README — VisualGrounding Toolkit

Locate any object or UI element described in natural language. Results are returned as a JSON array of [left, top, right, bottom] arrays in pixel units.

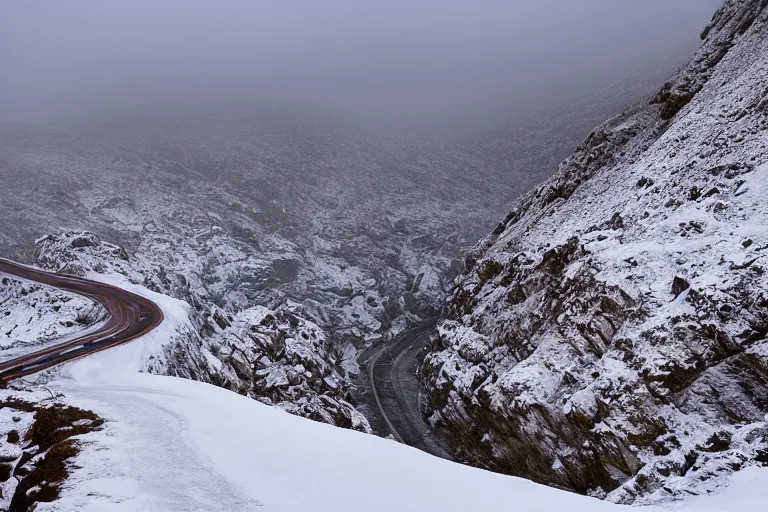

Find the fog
[[1, 0, 722, 131], [0, 0, 729, 336]]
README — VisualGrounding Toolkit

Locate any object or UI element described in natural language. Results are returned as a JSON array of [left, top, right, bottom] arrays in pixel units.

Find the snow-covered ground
[[9, 283, 760, 512], [43, 371, 767, 512]]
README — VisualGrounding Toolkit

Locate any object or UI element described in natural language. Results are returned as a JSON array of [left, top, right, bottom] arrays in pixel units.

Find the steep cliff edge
[[421, 0, 768, 503]]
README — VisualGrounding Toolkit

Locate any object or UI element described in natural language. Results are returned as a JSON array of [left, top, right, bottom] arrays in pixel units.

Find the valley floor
[[354, 322, 451, 458]]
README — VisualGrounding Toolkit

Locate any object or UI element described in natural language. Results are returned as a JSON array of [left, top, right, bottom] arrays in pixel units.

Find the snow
[[0, 387, 46, 502], [51, 373, 630, 511], [59, 271, 192, 380], [674, 467, 768, 512], [45, 363, 767, 512], [1, 274, 762, 511]]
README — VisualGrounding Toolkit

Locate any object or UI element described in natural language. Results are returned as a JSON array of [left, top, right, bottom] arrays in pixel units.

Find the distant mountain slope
[[0, 74, 685, 347], [422, 0, 768, 503]]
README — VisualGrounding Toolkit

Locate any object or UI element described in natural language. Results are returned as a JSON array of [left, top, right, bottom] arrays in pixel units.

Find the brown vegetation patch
[[0, 398, 104, 512]]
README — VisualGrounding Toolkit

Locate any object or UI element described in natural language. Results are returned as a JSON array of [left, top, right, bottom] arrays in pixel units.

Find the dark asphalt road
[[357, 323, 452, 460], [1, 256, 448, 459], [0, 258, 164, 384]]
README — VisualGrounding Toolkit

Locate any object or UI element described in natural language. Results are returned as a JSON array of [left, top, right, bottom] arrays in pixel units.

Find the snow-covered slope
[[16, 363, 768, 511], [422, 0, 768, 504], [0, 273, 106, 361]]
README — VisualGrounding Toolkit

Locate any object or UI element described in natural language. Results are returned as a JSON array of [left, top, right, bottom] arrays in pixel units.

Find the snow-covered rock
[[15, 231, 370, 432], [421, 0, 768, 503], [207, 306, 370, 432], [0, 386, 105, 511], [0, 273, 106, 361]]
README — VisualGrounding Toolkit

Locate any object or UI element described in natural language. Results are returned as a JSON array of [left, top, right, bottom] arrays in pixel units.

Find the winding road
[[1, 255, 447, 461], [358, 322, 452, 460], [0, 257, 164, 384]]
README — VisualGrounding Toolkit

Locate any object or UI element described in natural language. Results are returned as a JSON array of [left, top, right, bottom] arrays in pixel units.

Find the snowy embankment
[[23, 278, 765, 511], [0, 274, 107, 361]]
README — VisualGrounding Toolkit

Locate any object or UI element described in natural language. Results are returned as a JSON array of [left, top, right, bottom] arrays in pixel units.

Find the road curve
[[368, 341, 406, 444], [0, 257, 164, 384], [360, 323, 452, 460]]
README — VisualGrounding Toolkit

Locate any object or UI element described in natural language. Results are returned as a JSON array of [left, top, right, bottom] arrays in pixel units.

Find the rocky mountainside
[[3, 232, 371, 433], [0, 55, 690, 443], [0, 85, 674, 348], [421, 0, 768, 504]]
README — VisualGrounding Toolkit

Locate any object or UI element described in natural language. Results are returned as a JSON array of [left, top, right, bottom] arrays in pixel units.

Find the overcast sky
[[0, 0, 723, 130]]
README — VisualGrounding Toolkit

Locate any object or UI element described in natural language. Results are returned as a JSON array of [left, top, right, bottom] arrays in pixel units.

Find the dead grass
[[25, 404, 104, 452], [0, 399, 104, 512]]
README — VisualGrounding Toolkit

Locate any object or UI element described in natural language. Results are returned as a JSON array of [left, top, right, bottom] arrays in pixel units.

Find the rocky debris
[[35, 232, 193, 304], [422, 0, 768, 504], [671, 276, 690, 299]]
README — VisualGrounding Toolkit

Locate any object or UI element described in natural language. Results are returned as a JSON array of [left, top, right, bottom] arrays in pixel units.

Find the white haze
[[0, 0, 723, 132]]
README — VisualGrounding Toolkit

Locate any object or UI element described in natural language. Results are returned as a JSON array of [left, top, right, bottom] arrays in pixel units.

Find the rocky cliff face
[[421, 0, 768, 503]]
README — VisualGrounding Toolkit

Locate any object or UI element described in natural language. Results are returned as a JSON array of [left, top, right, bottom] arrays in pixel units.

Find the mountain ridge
[[421, 0, 768, 503]]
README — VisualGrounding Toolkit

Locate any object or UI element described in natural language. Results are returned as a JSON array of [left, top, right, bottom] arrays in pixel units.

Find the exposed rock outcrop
[[206, 306, 370, 432]]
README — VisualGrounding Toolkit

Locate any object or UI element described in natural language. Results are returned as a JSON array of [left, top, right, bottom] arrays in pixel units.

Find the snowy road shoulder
[[48, 373, 643, 512]]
